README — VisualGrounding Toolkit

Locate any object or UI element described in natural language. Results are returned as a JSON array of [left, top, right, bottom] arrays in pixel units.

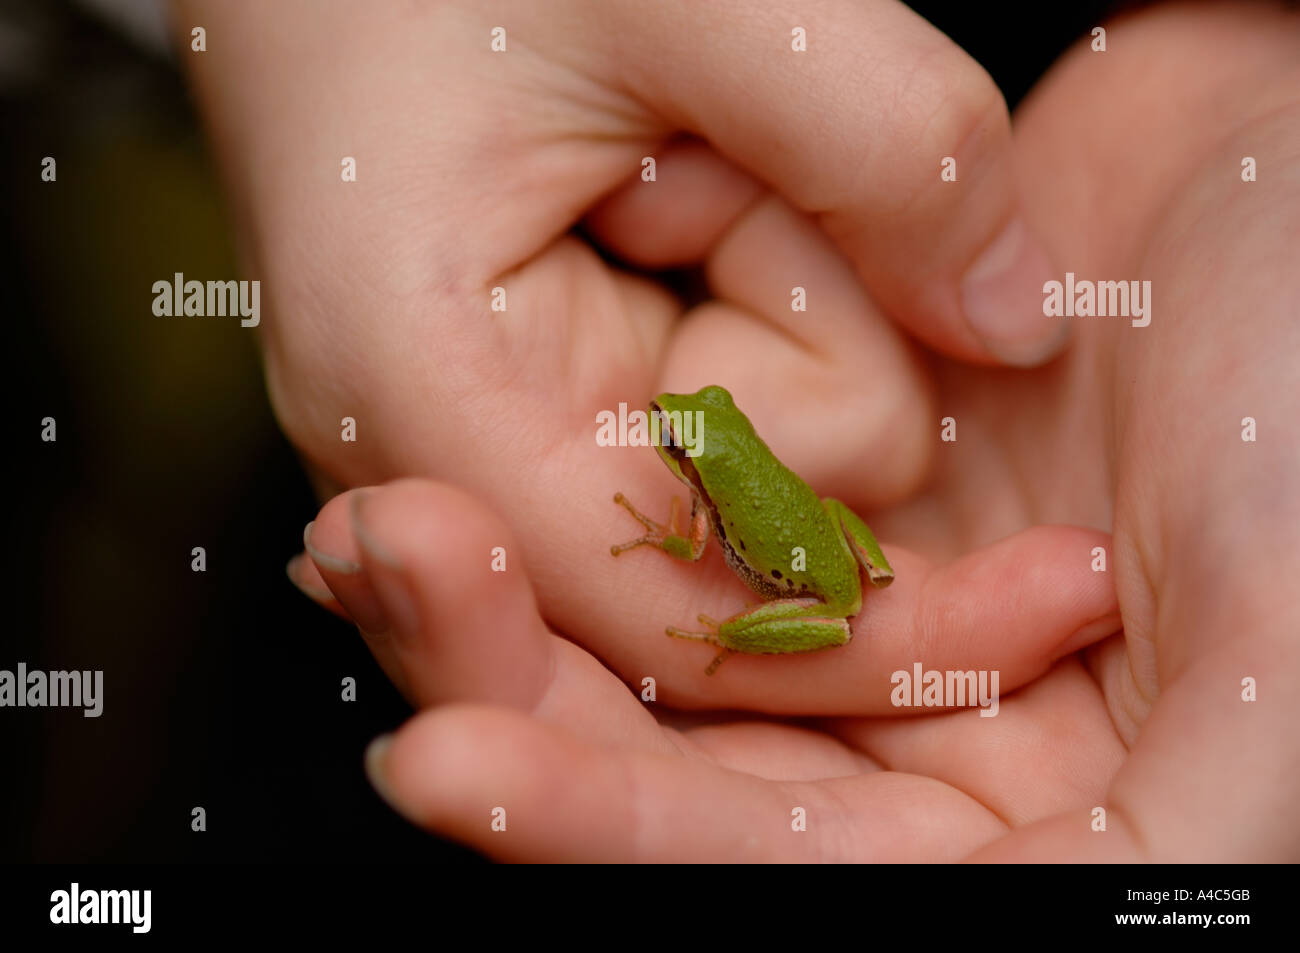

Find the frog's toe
[[665, 625, 722, 646]]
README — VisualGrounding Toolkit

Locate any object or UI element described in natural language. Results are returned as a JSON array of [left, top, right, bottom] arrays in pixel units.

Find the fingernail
[[303, 520, 361, 574], [285, 553, 335, 603], [350, 491, 402, 569], [960, 218, 1067, 366], [364, 734, 416, 822], [350, 491, 420, 637]]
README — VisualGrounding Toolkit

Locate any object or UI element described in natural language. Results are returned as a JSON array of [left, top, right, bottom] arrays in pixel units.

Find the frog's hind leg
[[667, 600, 842, 674], [823, 498, 894, 587]]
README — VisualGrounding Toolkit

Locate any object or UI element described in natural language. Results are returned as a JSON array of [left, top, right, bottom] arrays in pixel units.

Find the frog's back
[[696, 424, 857, 603]]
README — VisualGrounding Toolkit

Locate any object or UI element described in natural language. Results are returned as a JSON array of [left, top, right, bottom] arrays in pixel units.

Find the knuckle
[[876, 53, 1008, 220], [900, 42, 1005, 150]]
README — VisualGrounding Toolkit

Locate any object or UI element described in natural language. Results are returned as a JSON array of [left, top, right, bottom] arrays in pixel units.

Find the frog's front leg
[[668, 597, 852, 657], [610, 491, 709, 560]]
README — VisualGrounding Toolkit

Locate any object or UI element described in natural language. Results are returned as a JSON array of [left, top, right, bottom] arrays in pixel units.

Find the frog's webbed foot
[[668, 598, 848, 673], [666, 616, 731, 675], [665, 619, 722, 645]]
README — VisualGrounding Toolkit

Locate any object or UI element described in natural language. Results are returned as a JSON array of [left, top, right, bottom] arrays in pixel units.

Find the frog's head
[[648, 385, 746, 476]]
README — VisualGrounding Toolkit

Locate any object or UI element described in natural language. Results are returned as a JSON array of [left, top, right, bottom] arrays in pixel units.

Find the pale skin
[[178, 0, 1300, 859]]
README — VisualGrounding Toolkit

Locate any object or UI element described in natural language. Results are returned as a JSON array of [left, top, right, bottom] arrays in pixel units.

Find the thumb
[[599, 0, 1063, 365]]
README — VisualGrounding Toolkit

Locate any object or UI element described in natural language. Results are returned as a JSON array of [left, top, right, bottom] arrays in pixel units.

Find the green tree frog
[[612, 385, 893, 673]]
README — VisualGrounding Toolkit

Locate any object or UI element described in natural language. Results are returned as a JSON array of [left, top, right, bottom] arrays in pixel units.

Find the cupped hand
[[178, 0, 1104, 710], [293, 1, 1300, 861], [957, 0, 1300, 861], [299, 477, 1116, 861]]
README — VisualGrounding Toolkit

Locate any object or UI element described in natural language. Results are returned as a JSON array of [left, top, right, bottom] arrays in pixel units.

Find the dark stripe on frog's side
[[676, 455, 811, 602]]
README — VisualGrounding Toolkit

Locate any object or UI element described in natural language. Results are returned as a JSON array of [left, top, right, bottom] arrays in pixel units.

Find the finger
[[286, 550, 350, 620], [966, 633, 1300, 861], [304, 504, 414, 700], [658, 193, 935, 502], [583, 138, 765, 268], [312, 479, 678, 754], [827, 656, 1127, 825], [366, 703, 1006, 861], [677, 719, 883, 781], [1073, 629, 1299, 862], [596, 0, 1065, 365], [603, 524, 1120, 715]]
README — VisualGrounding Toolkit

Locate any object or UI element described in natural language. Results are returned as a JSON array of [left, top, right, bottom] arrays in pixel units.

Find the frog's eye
[[661, 426, 687, 458], [653, 406, 683, 450]]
